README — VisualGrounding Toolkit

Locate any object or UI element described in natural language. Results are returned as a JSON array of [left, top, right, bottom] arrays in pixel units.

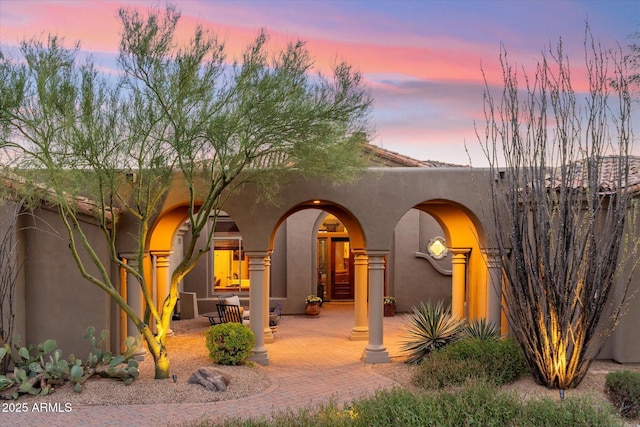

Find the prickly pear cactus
[[0, 327, 141, 399]]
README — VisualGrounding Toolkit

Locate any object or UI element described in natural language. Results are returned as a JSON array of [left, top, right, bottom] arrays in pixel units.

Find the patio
[[2, 303, 410, 427]]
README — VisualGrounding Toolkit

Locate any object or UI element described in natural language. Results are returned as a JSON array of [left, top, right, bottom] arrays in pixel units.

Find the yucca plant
[[402, 301, 465, 364], [462, 318, 501, 341]]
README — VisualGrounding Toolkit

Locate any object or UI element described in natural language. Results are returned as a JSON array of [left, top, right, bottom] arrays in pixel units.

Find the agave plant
[[462, 318, 501, 341], [401, 301, 465, 365]]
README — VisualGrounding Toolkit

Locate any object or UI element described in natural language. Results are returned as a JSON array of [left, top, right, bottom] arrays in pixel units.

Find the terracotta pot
[[384, 303, 396, 317], [305, 302, 321, 317]]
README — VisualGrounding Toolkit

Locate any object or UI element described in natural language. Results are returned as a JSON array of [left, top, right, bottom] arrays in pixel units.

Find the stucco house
[[1, 145, 639, 365]]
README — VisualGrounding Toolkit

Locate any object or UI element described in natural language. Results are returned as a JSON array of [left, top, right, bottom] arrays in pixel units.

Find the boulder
[[187, 367, 231, 392]]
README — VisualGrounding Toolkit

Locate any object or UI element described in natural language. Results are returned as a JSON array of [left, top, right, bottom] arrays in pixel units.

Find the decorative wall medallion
[[427, 236, 448, 259]]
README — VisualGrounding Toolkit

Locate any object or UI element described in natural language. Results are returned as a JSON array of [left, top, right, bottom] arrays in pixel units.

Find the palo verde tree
[[479, 28, 639, 389], [0, 5, 372, 379]]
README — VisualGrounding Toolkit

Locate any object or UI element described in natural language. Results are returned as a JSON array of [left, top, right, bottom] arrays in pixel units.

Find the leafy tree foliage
[[0, 5, 372, 378]]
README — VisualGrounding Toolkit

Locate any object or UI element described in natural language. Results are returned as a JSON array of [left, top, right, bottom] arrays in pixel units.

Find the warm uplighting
[[312, 200, 321, 204]]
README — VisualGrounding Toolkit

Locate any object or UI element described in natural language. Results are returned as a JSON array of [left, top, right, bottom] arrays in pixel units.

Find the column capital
[[353, 254, 368, 265], [118, 251, 149, 260], [365, 250, 389, 258], [151, 250, 172, 257], [450, 247, 472, 256], [245, 251, 270, 258], [481, 248, 501, 256]]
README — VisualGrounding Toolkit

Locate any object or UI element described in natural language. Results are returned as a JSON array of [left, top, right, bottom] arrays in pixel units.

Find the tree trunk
[[154, 350, 170, 380]]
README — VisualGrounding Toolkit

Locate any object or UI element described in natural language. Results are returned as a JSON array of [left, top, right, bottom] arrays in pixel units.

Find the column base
[[249, 346, 270, 366], [349, 327, 369, 341], [133, 346, 148, 361], [362, 345, 390, 364]]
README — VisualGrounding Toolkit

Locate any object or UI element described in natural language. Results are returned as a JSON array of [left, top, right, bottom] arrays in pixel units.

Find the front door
[[331, 238, 354, 299]]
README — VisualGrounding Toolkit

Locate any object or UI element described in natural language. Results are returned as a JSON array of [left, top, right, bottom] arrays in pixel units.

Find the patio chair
[[216, 303, 250, 325], [218, 294, 250, 320]]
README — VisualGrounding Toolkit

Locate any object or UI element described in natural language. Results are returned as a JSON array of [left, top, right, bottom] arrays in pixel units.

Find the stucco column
[[350, 252, 369, 340], [484, 249, 503, 330], [153, 251, 173, 337], [450, 249, 471, 319], [263, 254, 274, 343], [362, 253, 390, 363], [120, 253, 147, 361], [247, 252, 269, 365]]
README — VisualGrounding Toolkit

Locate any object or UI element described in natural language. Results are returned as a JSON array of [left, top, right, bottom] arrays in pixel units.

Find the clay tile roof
[[544, 155, 640, 195], [363, 144, 464, 168], [2, 173, 119, 224]]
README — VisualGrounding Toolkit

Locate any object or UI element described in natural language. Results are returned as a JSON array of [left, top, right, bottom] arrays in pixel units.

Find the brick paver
[[1, 303, 408, 426]]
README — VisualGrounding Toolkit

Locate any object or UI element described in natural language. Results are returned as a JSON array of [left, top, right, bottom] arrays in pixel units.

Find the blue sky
[[1, 0, 638, 165]]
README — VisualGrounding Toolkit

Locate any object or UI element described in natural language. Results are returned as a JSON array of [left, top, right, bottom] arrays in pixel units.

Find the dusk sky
[[1, 0, 638, 166]]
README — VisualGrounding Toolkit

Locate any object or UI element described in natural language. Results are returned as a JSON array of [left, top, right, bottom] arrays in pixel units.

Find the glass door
[[212, 237, 248, 293], [331, 238, 354, 299]]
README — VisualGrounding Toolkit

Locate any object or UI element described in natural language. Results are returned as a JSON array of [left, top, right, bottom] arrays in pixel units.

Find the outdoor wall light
[[427, 236, 448, 260]]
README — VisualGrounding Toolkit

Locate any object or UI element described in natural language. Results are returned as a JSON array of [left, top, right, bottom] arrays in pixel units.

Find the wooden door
[[330, 238, 354, 299]]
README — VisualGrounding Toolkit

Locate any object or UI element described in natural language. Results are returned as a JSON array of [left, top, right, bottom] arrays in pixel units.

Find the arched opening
[[390, 208, 452, 312], [413, 199, 492, 323], [315, 213, 353, 301], [270, 201, 366, 311], [147, 207, 250, 318]]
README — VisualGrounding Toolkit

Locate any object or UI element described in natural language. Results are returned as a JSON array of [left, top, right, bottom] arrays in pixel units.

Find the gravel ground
[[9, 317, 271, 407]]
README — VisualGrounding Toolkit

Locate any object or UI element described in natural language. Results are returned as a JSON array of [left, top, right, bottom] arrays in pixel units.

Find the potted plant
[[269, 302, 282, 332], [305, 295, 323, 317], [384, 296, 396, 317]]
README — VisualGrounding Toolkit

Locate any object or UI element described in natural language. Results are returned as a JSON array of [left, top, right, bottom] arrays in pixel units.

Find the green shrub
[[187, 384, 621, 427], [605, 370, 640, 418], [205, 323, 255, 366], [462, 318, 501, 341], [413, 350, 483, 389], [523, 394, 620, 426], [401, 301, 465, 365], [414, 337, 527, 389]]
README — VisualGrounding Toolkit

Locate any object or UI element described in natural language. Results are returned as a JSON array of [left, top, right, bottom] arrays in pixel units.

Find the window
[[211, 215, 248, 293]]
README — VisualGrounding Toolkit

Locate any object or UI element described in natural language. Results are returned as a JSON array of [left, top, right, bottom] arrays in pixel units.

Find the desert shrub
[[412, 349, 482, 389], [414, 337, 527, 389], [401, 301, 465, 365], [189, 383, 620, 427], [461, 318, 501, 341], [605, 370, 640, 418], [522, 394, 620, 426], [205, 323, 255, 366]]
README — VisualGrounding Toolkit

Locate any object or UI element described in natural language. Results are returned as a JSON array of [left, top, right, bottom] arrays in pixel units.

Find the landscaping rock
[[187, 367, 231, 392]]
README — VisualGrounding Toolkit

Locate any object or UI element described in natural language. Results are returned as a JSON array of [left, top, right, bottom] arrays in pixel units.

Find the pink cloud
[[1, 1, 122, 52], [0, 1, 515, 88]]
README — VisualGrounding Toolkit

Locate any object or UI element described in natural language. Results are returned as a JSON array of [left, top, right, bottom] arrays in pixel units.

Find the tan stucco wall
[[7, 164, 639, 363], [391, 209, 452, 313], [21, 208, 112, 357]]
